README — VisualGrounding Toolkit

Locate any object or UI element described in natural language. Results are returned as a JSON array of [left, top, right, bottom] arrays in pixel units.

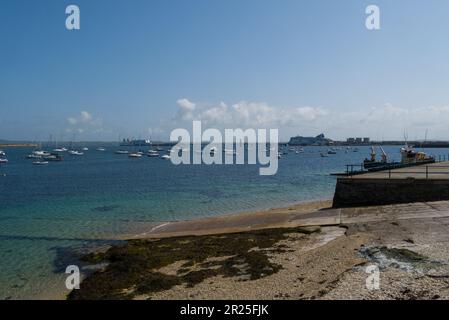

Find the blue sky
[[1, 0, 449, 141]]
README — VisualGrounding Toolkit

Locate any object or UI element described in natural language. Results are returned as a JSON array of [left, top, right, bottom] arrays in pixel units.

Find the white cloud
[[171, 99, 449, 141], [66, 111, 102, 135], [177, 98, 196, 111], [80, 111, 92, 123], [174, 99, 328, 130]]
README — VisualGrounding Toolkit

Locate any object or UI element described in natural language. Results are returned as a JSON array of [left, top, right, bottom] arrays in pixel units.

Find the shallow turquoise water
[[0, 144, 447, 299]]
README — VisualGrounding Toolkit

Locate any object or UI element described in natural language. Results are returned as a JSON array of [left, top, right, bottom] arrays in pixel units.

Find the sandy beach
[[68, 199, 449, 300]]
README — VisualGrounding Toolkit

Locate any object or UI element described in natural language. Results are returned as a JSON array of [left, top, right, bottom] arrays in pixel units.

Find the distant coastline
[[0, 143, 38, 148]]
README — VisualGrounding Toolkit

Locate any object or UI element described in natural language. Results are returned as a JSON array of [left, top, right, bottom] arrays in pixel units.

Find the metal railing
[[346, 164, 449, 179], [346, 155, 449, 179]]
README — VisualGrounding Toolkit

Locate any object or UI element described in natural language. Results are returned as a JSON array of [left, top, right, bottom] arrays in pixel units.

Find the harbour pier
[[333, 161, 449, 208]]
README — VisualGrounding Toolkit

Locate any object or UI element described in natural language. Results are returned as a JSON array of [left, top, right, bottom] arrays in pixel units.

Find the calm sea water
[[1, 144, 448, 299]]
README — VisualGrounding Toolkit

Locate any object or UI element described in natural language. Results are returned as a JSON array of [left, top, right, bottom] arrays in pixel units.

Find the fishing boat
[[362, 145, 435, 171]]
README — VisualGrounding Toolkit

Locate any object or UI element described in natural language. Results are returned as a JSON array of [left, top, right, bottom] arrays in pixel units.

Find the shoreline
[[70, 200, 449, 300], [123, 198, 334, 240]]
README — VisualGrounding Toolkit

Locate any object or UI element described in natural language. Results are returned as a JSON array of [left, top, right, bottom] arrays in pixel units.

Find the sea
[[1, 144, 448, 299]]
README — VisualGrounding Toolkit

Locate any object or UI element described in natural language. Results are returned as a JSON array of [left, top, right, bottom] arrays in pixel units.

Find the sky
[[1, 0, 449, 142]]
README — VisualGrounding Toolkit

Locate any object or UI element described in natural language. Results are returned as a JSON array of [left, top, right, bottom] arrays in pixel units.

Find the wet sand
[[127, 199, 335, 239]]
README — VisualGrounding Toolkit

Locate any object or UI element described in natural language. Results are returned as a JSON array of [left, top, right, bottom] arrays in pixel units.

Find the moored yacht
[[33, 160, 49, 165], [68, 150, 84, 156], [147, 150, 159, 157], [43, 153, 63, 161], [128, 153, 142, 158], [115, 150, 129, 154]]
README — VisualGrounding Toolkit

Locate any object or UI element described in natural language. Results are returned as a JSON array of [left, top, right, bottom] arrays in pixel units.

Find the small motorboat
[[32, 150, 51, 157], [0, 158, 8, 164], [82, 147, 89, 151], [147, 150, 159, 157], [33, 161, 49, 165], [115, 150, 129, 154], [53, 147, 67, 152], [96, 147, 106, 151], [26, 154, 41, 159], [128, 153, 142, 158], [68, 150, 84, 156], [43, 153, 63, 161], [327, 149, 337, 155], [160, 154, 170, 160], [0, 150, 6, 156], [320, 153, 329, 157]]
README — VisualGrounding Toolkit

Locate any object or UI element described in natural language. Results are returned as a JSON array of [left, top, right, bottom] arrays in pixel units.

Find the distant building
[[346, 137, 370, 145], [289, 133, 333, 146], [120, 139, 152, 146]]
